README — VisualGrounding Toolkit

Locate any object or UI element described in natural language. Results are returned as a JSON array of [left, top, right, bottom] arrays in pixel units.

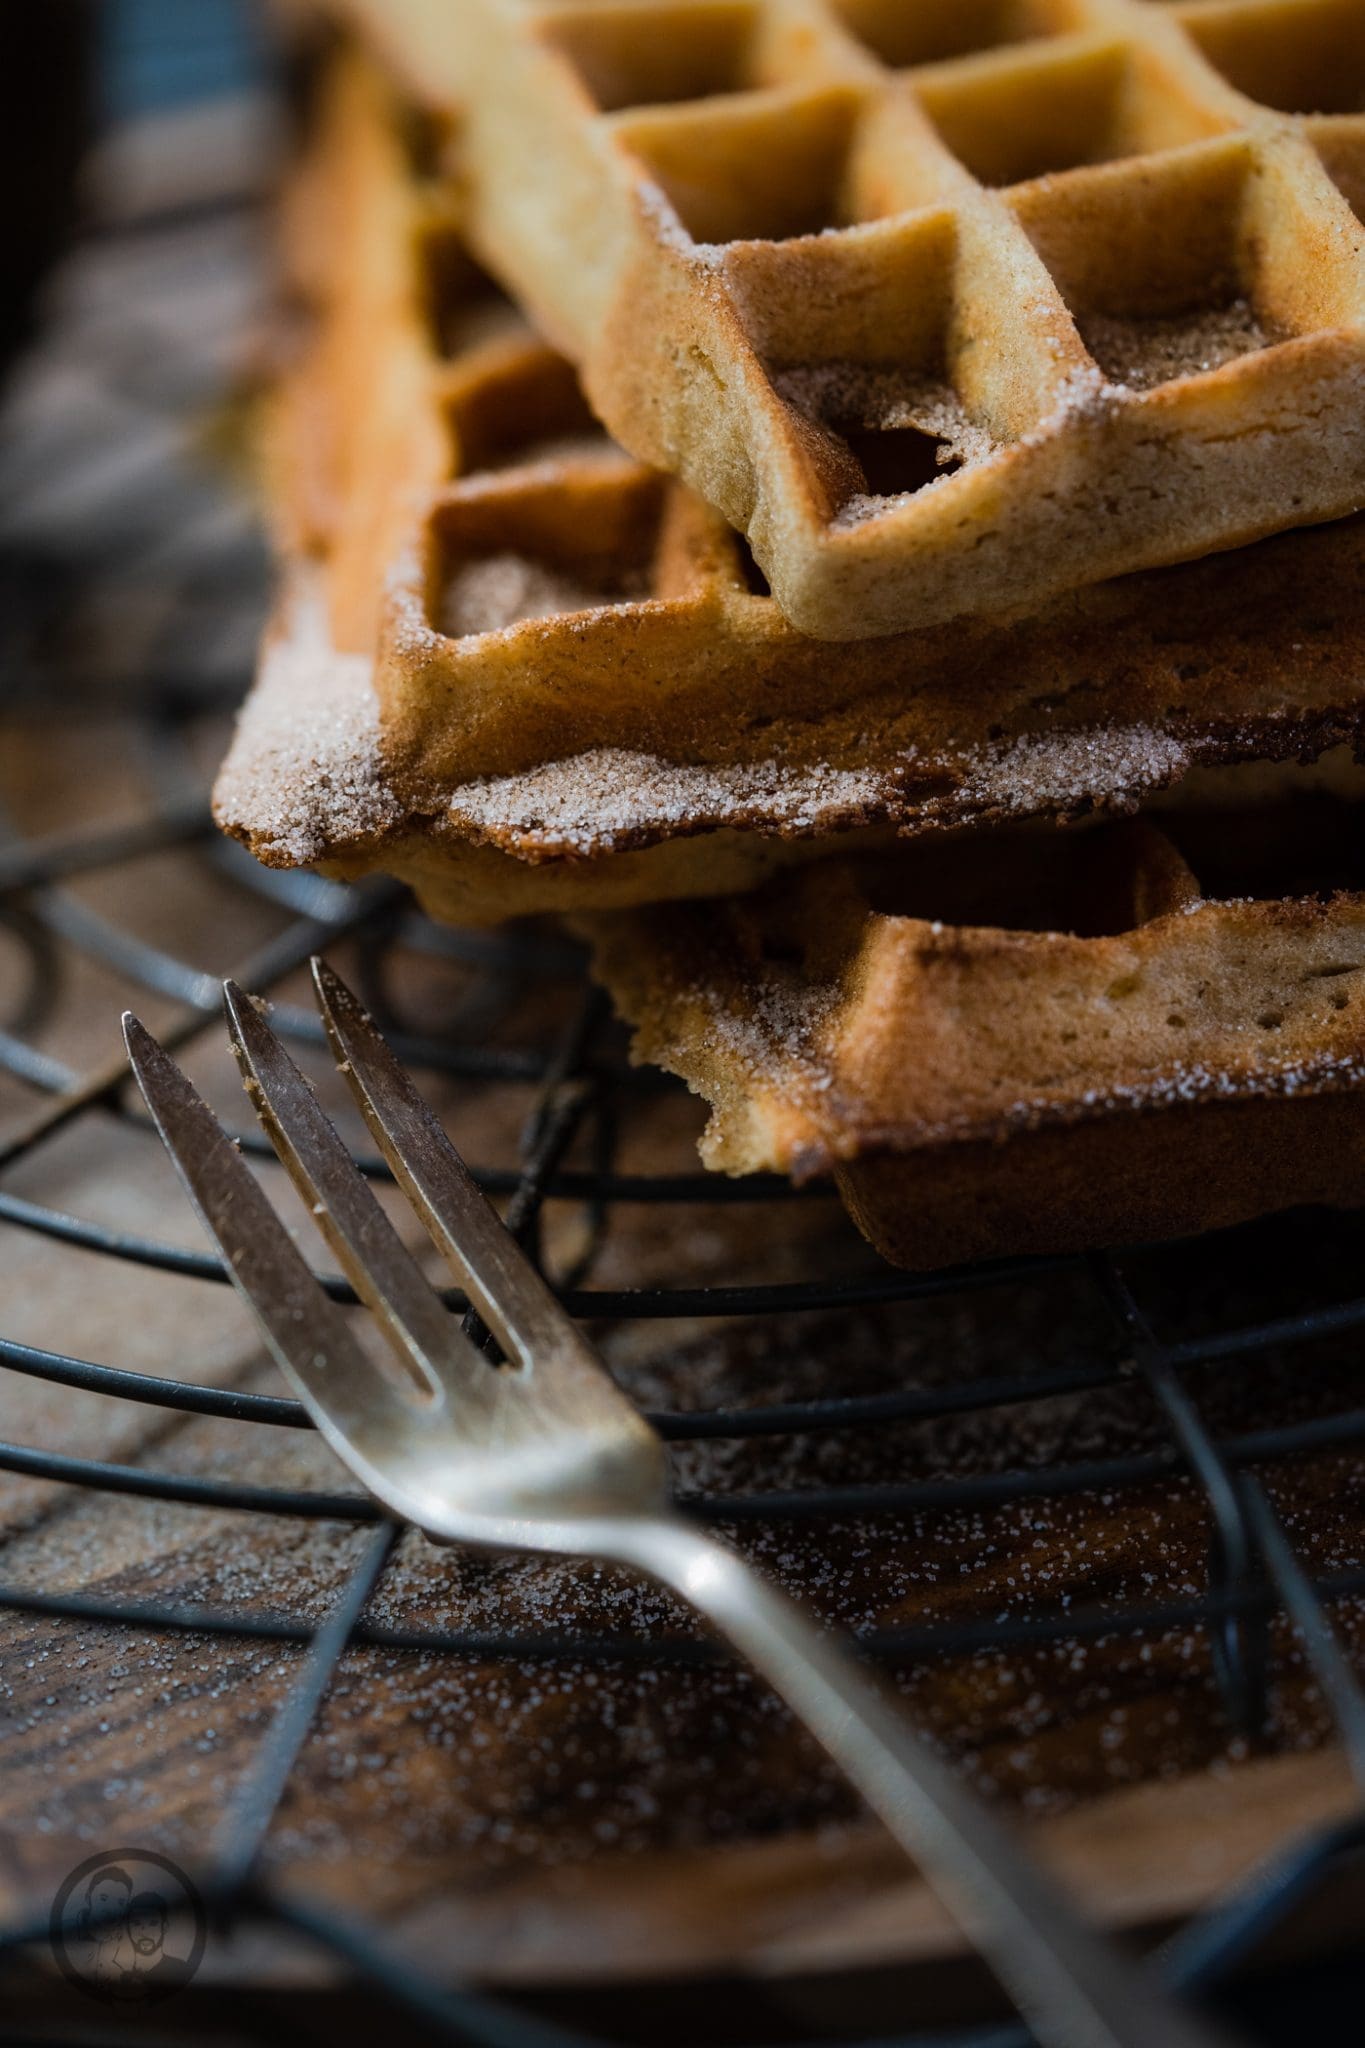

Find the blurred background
[[0, 0, 276, 735], [102, 0, 263, 116], [3, 0, 267, 370]]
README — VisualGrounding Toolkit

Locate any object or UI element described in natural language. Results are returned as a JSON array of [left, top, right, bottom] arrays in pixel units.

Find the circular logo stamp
[[49, 1849, 206, 2005]]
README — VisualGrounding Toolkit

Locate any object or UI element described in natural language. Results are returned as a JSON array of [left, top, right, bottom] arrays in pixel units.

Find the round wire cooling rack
[[5, 49, 1365, 2048]]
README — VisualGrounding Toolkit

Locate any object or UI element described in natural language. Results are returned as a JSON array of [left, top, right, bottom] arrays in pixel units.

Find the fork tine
[[223, 981, 486, 1401], [311, 958, 593, 1375], [122, 1012, 414, 1444]]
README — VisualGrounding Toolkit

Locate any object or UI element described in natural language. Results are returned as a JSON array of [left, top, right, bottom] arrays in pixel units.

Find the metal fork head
[[124, 966, 667, 1548]]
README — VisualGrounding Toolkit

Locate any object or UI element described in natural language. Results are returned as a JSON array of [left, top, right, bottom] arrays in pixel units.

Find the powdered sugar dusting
[[213, 578, 404, 865], [445, 725, 1213, 859], [775, 364, 996, 470], [218, 586, 1354, 880], [1080, 301, 1274, 395], [955, 726, 1193, 820], [441, 552, 650, 637], [632, 172, 698, 257], [446, 750, 898, 854], [903, 1047, 1365, 1150]]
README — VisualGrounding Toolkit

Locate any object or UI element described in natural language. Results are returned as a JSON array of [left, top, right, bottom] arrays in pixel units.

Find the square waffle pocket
[[585, 801, 1365, 1268], [323, 0, 1365, 639], [216, 49, 1365, 924]]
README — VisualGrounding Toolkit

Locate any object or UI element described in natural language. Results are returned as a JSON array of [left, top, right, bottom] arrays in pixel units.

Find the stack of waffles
[[218, 1, 1365, 1269]]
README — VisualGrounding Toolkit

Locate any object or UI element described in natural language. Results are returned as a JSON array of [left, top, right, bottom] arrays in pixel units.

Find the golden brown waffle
[[586, 799, 1365, 1267], [321, 0, 1365, 639], [216, 51, 1365, 923]]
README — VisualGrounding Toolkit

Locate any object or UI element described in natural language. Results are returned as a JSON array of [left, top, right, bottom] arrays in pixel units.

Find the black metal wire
[[253, 1884, 601, 2048], [2, 1397, 1365, 1531], [4, 82, 1365, 2048], [209, 1522, 402, 1900], [6, 1559, 1365, 1673], [0, 1187, 1089, 1313], [1091, 1255, 1275, 1731], [0, 1329, 1129, 1435]]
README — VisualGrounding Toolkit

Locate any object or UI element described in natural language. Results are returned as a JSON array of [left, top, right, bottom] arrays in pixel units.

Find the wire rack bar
[[7, 1559, 1365, 1670], [0, 1186, 1085, 1314], [209, 1522, 401, 1899], [254, 1884, 601, 2048], [0, 1332, 1128, 1435], [0, 882, 399, 1168]]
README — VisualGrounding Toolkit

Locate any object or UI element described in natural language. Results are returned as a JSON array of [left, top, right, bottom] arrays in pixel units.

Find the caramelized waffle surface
[[586, 799, 1365, 1267], [320, 0, 1365, 639], [217, 50, 1365, 923]]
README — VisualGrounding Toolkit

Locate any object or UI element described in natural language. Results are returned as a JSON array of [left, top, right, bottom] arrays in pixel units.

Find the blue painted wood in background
[[101, 0, 264, 117]]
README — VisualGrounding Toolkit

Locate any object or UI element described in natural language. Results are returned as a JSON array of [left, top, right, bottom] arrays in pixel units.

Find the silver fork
[[123, 962, 1236, 2048]]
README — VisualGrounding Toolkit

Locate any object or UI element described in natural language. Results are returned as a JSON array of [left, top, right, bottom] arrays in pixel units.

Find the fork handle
[[603, 1517, 1236, 2048]]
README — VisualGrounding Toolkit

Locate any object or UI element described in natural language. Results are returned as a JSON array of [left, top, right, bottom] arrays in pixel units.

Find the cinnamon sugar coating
[[322, 0, 1365, 637], [585, 806, 1365, 1266], [216, 51, 1365, 923]]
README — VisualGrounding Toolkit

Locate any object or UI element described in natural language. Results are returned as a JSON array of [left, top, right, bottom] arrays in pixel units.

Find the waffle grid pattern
[[338, 0, 1365, 637], [587, 802, 1365, 1267], [217, 49, 1365, 921]]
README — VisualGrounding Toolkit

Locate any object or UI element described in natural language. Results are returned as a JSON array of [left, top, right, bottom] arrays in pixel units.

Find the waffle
[[215, 50, 1365, 924], [585, 799, 1365, 1267], [319, 0, 1365, 640]]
